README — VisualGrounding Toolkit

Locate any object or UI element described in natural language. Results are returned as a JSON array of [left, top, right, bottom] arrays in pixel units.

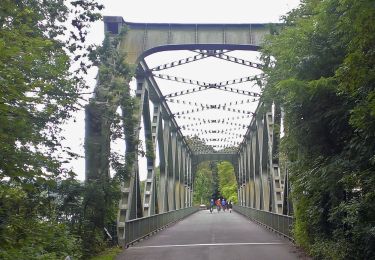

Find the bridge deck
[[116, 210, 308, 260]]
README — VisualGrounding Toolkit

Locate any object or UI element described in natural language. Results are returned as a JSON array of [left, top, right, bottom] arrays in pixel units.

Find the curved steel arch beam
[[138, 44, 260, 64]]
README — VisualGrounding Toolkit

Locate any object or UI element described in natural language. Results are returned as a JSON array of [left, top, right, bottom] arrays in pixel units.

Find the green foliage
[[192, 160, 238, 205], [0, 0, 117, 259], [0, 0, 103, 184], [262, 0, 375, 258], [209, 161, 219, 198], [0, 183, 82, 260], [89, 246, 122, 260], [81, 179, 120, 258], [145, 139, 155, 160], [193, 162, 214, 205], [90, 26, 135, 182], [217, 161, 238, 203], [186, 136, 215, 153]]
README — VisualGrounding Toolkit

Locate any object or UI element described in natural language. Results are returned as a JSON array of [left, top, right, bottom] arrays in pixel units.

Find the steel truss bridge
[[85, 16, 292, 246]]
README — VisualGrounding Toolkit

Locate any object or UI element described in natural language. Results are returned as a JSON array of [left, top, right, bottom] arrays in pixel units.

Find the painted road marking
[[129, 242, 285, 249]]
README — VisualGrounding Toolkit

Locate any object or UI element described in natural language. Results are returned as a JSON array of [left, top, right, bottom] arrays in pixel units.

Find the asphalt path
[[116, 209, 308, 260]]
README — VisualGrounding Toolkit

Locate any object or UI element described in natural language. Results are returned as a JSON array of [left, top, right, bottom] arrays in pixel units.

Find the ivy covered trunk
[[83, 27, 135, 253], [85, 102, 111, 182]]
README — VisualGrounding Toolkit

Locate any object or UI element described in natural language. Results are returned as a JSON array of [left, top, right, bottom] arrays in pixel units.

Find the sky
[[63, 0, 301, 181]]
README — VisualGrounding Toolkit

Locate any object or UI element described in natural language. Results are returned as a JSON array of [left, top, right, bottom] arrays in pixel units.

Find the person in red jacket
[[215, 198, 221, 213]]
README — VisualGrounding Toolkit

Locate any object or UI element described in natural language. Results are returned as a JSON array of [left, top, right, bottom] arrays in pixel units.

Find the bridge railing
[[233, 205, 294, 240], [124, 207, 198, 246]]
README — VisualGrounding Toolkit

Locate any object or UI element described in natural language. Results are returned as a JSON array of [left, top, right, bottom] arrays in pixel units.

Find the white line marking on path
[[129, 242, 285, 249]]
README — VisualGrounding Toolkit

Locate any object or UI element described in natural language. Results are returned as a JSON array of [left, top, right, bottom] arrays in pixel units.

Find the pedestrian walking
[[228, 200, 233, 213], [209, 198, 215, 213], [215, 198, 221, 212], [221, 198, 227, 212]]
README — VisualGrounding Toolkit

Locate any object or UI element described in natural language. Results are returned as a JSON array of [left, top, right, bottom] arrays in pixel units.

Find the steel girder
[[115, 75, 194, 245], [103, 16, 277, 65], [236, 103, 284, 213], [138, 60, 194, 213]]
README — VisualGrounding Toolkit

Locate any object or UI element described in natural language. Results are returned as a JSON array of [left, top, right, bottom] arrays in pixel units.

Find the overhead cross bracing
[[154, 73, 264, 98], [145, 49, 263, 153], [166, 97, 260, 105]]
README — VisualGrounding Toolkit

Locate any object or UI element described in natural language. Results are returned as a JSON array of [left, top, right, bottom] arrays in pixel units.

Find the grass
[[90, 246, 123, 260]]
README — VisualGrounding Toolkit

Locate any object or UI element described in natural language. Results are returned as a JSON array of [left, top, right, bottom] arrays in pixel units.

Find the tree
[[0, 0, 103, 183], [209, 161, 219, 199], [261, 0, 375, 258], [0, 0, 104, 258], [193, 162, 214, 205], [217, 161, 238, 203]]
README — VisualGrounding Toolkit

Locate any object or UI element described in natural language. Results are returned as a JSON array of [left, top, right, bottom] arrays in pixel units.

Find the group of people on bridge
[[209, 198, 233, 213]]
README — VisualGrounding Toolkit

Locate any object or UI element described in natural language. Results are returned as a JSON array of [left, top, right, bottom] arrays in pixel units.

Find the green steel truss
[[85, 17, 291, 246]]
